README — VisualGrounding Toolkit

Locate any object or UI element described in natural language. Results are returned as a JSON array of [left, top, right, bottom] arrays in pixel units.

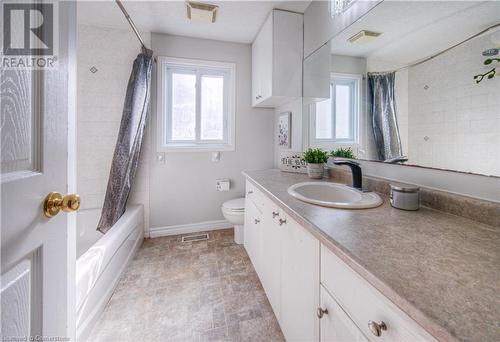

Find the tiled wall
[[77, 25, 151, 232], [408, 34, 499, 176]]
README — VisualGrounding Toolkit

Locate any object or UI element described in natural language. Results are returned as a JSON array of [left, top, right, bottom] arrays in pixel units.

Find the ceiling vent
[[186, 1, 218, 23], [348, 30, 382, 44]]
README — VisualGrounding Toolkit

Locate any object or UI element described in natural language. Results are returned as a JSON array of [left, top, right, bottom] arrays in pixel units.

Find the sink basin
[[287, 182, 383, 209]]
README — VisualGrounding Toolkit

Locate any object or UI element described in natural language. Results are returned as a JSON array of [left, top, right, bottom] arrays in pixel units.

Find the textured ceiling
[[77, 1, 311, 43]]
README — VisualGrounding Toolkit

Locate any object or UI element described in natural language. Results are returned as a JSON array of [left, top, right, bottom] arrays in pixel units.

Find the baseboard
[[149, 219, 233, 238]]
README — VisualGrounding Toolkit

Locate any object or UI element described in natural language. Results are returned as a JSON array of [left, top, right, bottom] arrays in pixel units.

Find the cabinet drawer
[[320, 285, 368, 342], [321, 245, 437, 342]]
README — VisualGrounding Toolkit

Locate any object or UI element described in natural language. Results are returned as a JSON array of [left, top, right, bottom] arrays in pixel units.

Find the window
[[310, 74, 360, 145], [157, 57, 236, 152]]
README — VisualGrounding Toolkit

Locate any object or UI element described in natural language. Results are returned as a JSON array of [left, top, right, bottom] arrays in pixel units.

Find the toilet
[[221, 197, 245, 244]]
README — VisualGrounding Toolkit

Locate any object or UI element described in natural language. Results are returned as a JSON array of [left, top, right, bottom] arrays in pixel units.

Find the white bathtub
[[75, 205, 144, 341]]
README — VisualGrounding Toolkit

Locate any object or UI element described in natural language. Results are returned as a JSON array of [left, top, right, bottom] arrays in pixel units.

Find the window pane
[[201, 75, 224, 140], [335, 84, 351, 139], [171, 72, 196, 141], [315, 97, 332, 139]]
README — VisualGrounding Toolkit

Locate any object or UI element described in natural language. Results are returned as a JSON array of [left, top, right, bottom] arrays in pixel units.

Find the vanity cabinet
[[251, 9, 303, 108], [244, 180, 437, 342], [244, 180, 319, 341], [320, 245, 437, 342]]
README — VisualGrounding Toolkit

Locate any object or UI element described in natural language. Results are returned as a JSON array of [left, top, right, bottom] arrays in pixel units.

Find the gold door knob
[[368, 321, 387, 337], [43, 192, 81, 218]]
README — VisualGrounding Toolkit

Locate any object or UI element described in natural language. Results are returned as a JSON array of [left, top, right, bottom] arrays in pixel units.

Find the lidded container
[[389, 183, 420, 211]]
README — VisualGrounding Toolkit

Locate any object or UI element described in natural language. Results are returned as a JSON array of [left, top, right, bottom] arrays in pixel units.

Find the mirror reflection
[[304, 1, 500, 177]]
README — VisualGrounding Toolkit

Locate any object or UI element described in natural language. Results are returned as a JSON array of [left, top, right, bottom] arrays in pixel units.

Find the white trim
[[149, 219, 233, 238], [156, 56, 236, 153]]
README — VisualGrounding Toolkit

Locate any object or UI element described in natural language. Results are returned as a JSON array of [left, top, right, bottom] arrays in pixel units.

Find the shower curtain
[[367, 72, 404, 161], [97, 49, 153, 234]]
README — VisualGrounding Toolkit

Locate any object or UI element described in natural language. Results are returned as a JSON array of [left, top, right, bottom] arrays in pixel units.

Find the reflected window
[[311, 74, 359, 144]]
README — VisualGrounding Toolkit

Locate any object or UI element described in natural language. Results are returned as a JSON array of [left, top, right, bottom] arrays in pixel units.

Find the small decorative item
[[474, 68, 496, 83], [303, 148, 329, 179], [278, 112, 291, 149], [279, 151, 307, 174], [474, 57, 499, 84]]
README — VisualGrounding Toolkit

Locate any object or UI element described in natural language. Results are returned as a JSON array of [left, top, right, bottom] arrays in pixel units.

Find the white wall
[[274, 99, 303, 167], [77, 25, 151, 231], [150, 33, 275, 230]]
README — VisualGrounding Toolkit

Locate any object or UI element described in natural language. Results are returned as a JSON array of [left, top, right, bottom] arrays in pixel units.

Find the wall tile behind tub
[[408, 34, 500, 176], [77, 25, 151, 235]]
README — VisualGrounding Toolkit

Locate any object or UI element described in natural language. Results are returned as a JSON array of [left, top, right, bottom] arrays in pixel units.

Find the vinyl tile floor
[[87, 229, 285, 342]]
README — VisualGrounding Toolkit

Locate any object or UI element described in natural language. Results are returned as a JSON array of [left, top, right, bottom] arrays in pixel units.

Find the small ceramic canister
[[390, 183, 420, 211]]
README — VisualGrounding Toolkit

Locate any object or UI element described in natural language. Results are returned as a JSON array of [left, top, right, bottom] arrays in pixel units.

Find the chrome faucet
[[333, 160, 362, 189]]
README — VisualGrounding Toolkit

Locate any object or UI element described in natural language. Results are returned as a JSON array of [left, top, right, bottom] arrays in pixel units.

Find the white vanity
[[244, 177, 438, 342]]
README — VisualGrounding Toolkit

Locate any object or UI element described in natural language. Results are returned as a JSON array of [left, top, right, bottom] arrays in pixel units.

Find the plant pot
[[307, 163, 325, 179]]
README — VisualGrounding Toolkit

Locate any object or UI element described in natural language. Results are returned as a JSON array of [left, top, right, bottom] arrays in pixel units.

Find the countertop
[[243, 169, 500, 342]]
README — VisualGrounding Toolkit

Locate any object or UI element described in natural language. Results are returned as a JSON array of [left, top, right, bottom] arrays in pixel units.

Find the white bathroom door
[[1, 2, 77, 340]]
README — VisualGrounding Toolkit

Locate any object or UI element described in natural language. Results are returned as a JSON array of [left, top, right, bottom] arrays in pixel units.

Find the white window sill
[[158, 144, 235, 153]]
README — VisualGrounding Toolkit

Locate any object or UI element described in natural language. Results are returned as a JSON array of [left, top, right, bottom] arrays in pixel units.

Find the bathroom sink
[[287, 182, 383, 209]]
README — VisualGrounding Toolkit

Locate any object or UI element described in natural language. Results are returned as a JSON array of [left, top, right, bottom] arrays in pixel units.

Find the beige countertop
[[243, 169, 500, 342]]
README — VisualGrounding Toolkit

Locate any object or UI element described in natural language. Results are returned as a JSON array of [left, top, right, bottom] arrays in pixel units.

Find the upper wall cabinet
[[252, 9, 303, 108]]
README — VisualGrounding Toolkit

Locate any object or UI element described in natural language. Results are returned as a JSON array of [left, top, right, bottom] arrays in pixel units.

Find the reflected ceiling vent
[[348, 30, 382, 44], [186, 1, 218, 23]]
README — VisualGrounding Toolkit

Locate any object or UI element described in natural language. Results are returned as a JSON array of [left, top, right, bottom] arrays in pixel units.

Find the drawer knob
[[368, 321, 387, 337], [272, 211, 279, 218], [247, 190, 253, 195], [278, 218, 287, 226], [254, 219, 260, 224], [317, 307, 328, 319]]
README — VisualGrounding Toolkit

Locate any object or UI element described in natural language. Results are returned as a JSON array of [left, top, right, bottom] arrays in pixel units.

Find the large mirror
[[303, 1, 500, 177]]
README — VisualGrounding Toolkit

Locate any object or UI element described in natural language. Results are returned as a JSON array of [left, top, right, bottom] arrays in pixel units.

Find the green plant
[[303, 148, 329, 164], [331, 147, 356, 159]]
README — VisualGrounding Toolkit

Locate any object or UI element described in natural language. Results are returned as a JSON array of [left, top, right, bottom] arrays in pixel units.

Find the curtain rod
[[372, 22, 500, 74], [115, 0, 149, 52]]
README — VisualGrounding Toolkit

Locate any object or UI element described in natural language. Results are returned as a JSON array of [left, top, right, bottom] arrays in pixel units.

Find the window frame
[[310, 73, 361, 148], [157, 56, 236, 152]]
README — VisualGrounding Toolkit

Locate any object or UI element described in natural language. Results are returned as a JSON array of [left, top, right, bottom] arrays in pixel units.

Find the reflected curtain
[[367, 72, 403, 161], [97, 49, 153, 234]]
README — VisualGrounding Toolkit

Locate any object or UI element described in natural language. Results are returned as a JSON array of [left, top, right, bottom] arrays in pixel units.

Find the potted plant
[[303, 148, 329, 179], [331, 147, 356, 160]]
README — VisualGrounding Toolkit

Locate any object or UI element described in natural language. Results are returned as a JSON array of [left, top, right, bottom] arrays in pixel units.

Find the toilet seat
[[222, 198, 245, 212]]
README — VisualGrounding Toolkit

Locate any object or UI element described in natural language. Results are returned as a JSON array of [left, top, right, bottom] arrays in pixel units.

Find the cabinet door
[[260, 200, 282, 321], [251, 36, 261, 106], [280, 214, 320, 341], [320, 286, 369, 342], [259, 11, 273, 102], [244, 198, 262, 276]]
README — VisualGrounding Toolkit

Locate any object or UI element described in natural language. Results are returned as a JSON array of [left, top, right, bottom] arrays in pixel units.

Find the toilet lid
[[222, 198, 245, 211]]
